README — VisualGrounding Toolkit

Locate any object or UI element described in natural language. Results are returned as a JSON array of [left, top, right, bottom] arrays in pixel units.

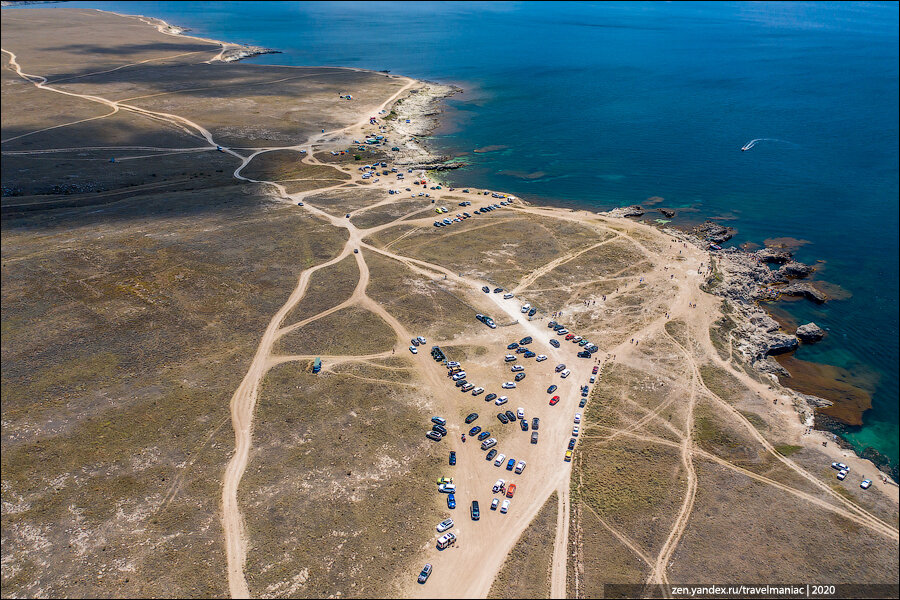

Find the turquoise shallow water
[[21, 1, 899, 474]]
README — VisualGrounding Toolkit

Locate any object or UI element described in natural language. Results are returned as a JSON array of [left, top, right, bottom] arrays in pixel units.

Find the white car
[[472, 387, 485, 396], [589, 375, 596, 383], [511, 365, 525, 372], [573, 335, 582, 342], [417, 336, 427, 344], [536, 355, 548, 362], [451, 372, 466, 381], [438, 483, 456, 493], [494, 453, 507, 467], [560, 369, 571, 378], [831, 462, 849, 472], [491, 498, 500, 510], [520, 304, 531, 313], [503, 293, 514, 299], [514, 460, 526, 474], [501, 382, 516, 389], [504, 354, 517, 362], [574, 413, 582, 424], [572, 425, 580, 436], [837, 470, 848, 481], [860, 479, 872, 489], [409, 346, 418, 354], [436, 518, 454, 532], [516, 407, 525, 419], [500, 499, 510, 514], [557, 329, 569, 335], [447, 361, 461, 368], [495, 396, 509, 406], [492, 479, 506, 493]]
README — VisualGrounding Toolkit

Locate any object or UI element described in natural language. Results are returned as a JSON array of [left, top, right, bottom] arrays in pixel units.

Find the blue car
[[449, 451, 456, 466], [469, 426, 482, 436], [547, 385, 558, 394], [506, 458, 516, 471], [447, 493, 456, 509]]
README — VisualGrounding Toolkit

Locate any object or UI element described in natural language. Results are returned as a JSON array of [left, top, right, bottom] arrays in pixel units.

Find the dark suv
[[532, 417, 540, 430], [471, 500, 480, 521]]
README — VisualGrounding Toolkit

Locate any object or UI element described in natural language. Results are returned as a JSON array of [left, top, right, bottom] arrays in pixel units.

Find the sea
[[19, 1, 899, 474]]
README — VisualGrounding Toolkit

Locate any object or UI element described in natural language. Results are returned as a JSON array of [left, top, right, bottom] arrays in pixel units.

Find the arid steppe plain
[[2, 8, 898, 599]]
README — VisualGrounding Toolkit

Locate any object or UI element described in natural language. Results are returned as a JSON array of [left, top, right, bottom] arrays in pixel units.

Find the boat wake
[[741, 138, 796, 151]]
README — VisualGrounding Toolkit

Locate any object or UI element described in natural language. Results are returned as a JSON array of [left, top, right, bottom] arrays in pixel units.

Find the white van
[[493, 453, 507, 467], [436, 532, 457, 549], [560, 369, 571, 378]]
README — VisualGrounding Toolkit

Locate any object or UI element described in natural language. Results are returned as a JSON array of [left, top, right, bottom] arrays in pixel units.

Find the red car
[[549, 396, 560, 406], [506, 483, 517, 498], [565, 334, 575, 341], [592, 366, 599, 375]]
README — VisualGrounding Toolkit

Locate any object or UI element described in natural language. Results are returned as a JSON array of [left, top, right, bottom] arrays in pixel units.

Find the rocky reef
[[602, 205, 644, 218], [796, 322, 826, 342]]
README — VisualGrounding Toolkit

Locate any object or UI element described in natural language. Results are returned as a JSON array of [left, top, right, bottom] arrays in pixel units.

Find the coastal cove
[[23, 0, 898, 474]]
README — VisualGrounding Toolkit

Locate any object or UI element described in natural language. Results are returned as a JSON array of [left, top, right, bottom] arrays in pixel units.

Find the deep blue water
[[20, 2, 899, 471]]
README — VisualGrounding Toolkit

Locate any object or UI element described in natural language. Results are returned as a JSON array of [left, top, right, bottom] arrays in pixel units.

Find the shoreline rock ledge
[[601, 205, 644, 218]]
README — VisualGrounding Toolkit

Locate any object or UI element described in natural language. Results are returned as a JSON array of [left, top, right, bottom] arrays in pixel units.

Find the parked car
[[485, 449, 497, 461], [511, 365, 524, 372], [572, 425, 580, 436], [547, 385, 558, 393], [426, 431, 442, 441], [577, 351, 591, 358], [437, 532, 457, 549], [497, 413, 509, 424], [592, 366, 599, 375], [418, 564, 433, 584], [557, 329, 569, 335], [507, 342, 519, 350], [477, 431, 491, 441], [481, 438, 497, 450], [432, 417, 447, 426], [531, 431, 539, 444], [417, 336, 426, 344], [520, 419, 528, 431], [495, 396, 509, 406], [555, 364, 567, 373], [831, 462, 850, 471], [493, 287, 503, 293], [516, 346, 529, 354], [504, 354, 517, 362], [449, 451, 456, 465], [409, 346, 418, 354], [506, 483, 517, 498], [472, 387, 485, 396], [411, 338, 420, 346], [461, 383, 474, 392], [532, 417, 540, 430], [589, 376, 596, 384], [549, 339, 560, 348], [503, 293, 514, 299], [500, 499, 510, 514], [465, 413, 479, 424], [536, 354, 548, 362], [549, 396, 560, 406], [523, 351, 536, 358], [860, 479, 872, 489], [502, 382, 516, 389], [565, 334, 575, 341], [505, 410, 516, 422], [491, 498, 499, 510], [437, 518, 454, 532], [517, 407, 525, 419], [494, 453, 507, 467], [514, 373, 526, 382], [568, 438, 577, 450], [560, 369, 571, 378], [837, 470, 848, 481], [579, 397, 587, 408], [492, 479, 506, 493], [469, 426, 482, 436], [528, 308, 537, 317], [432, 424, 447, 436], [438, 483, 456, 493], [564, 450, 573, 462], [548, 321, 558, 328], [519, 336, 533, 345], [471, 500, 480, 521], [515, 460, 526, 474], [482, 286, 490, 293], [486, 393, 498, 402], [506, 458, 516, 471]]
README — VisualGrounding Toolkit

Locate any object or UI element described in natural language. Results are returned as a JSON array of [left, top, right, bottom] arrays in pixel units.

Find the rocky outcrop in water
[[603, 205, 644, 218], [779, 281, 827, 303], [756, 247, 792, 264], [658, 208, 675, 218], [694, 220, 735, 243], [796, 322, 826, 342], [778, 261, 814, 279]]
